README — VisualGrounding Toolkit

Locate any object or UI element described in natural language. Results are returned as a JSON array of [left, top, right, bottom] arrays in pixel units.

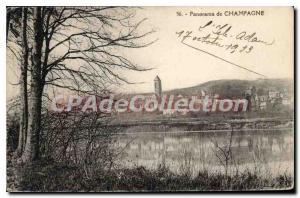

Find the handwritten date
[[176, 20, 274, 54]]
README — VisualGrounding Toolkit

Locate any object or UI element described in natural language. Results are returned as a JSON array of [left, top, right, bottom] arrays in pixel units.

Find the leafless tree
[[7, 6, 156, 163], [17, 8, 29, 156], [210, 126, 236, 187], [6, 7, 30, 156]]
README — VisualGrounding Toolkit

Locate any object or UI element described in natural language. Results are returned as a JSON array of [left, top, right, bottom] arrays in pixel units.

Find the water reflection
[[114, 129, 294, 176]]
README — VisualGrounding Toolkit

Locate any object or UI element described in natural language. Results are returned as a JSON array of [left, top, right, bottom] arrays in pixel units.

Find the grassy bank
[[14, 160, 293, 192]]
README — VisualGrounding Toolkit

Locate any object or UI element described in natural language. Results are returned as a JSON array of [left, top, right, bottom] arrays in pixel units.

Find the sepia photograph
[[5, 6, 294, 192]]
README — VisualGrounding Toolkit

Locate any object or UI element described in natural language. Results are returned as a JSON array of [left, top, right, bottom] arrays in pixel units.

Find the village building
[[244, 87, 292, 111]]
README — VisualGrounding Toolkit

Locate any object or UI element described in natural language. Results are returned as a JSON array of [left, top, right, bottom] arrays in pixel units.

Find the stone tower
[[154, 75, 162, 97]]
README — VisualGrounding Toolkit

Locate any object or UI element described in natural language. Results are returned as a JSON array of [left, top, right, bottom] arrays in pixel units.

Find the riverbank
[[9, 159, 293, 192]]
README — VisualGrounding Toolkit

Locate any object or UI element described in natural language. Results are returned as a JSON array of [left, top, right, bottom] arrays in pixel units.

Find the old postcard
[[6, 7, 294, 192]]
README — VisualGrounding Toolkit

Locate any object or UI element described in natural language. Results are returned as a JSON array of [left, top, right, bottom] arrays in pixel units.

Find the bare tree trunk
[[6, 8, 11, 42], [16, 7, 29, 156], [22, 7, 44, 163]]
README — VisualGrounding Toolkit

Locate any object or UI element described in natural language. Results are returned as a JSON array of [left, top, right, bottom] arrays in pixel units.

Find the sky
[[115, 7, 294, 94], [6, 7, 294, 99]]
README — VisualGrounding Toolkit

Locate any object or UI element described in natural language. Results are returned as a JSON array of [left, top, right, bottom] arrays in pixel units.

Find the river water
[[114, 128, 294, 177]]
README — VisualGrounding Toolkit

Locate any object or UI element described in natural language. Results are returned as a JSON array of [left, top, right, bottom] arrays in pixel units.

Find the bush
[[18, 162, 294, 192], [7, 115, 19, 152]]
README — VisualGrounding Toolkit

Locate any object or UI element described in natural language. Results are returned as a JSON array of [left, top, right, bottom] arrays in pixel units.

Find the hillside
[[163, 78, 293, 98]]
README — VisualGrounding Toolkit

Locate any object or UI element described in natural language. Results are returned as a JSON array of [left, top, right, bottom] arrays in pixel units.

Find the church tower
[[154, 75, 162, 97]]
